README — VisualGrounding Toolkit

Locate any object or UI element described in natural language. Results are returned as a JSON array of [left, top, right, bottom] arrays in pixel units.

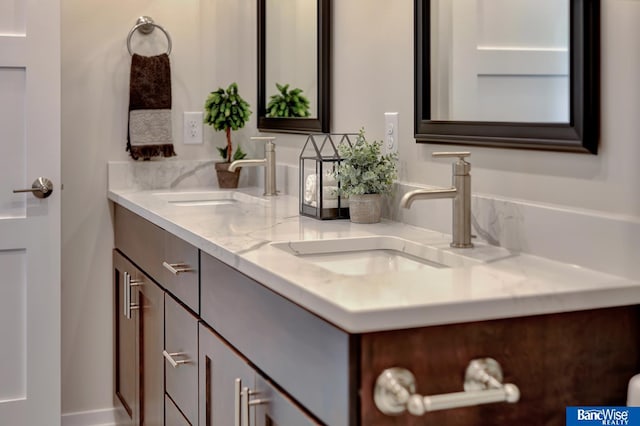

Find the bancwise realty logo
[[566, 407, 640, 425]]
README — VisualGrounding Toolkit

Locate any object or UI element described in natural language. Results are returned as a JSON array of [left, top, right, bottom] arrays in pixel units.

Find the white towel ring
[[127, 16, 172, 56]]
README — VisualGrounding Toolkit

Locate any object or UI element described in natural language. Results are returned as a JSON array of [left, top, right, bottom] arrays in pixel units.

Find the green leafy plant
[[216, 145, 247, 162], [204, 82, 251, 162], [266, 83, 311, 118], [332, 128, 398, 196]]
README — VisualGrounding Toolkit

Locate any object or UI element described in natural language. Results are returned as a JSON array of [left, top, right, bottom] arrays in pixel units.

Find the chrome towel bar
[[374, 358, 520, 416]]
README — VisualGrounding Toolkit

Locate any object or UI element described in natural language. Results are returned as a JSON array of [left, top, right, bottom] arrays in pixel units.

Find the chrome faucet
[[400, 152, 473, 248], [228, 137, 278, 196]]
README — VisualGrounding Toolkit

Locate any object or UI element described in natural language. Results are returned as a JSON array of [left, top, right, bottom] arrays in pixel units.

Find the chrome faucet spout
[[227, 137, 278, 196], [228, 158, 266, 171], [400, 188, 457, 208], [400, 152, 473, 248]]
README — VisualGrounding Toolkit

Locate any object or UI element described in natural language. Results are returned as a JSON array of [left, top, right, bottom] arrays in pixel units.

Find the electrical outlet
[[183, 111, 203, 144], [384, 112, 399, 155]]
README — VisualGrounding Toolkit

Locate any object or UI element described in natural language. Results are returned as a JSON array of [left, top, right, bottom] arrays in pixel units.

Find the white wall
[[60, 0, 256, 415], [61, 0, 640, 416]]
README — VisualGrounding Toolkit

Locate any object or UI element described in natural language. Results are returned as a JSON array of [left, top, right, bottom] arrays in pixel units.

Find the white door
[[0, 0, 61, 424]]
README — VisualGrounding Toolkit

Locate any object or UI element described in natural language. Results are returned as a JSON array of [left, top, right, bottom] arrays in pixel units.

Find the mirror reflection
[[430, 0, 569, 123], [415, 0, 599, 154], [258, 0, 329, 133], [265, 0, 317, 118]]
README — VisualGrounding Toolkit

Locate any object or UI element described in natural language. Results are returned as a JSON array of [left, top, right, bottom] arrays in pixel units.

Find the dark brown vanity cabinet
[[114, 204, 325, 426], [114, 205, 200, 425], [113, 250, 164, 426], [114, 204, 640, 426]]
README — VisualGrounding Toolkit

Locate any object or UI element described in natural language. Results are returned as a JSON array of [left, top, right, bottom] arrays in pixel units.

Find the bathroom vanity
[[109, 185, 640, 426]]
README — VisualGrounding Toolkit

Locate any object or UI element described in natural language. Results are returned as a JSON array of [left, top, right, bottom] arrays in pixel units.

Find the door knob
[[13, 177, 54, 199]]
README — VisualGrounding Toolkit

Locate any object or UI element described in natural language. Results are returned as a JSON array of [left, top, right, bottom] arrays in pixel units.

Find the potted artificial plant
[[333, 128, 398, 223], [204, 82, 251, 188], [266, 83, 311, 118]]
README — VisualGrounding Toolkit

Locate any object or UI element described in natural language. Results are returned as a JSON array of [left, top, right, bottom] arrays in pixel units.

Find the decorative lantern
[[299, 133, 355, 220]]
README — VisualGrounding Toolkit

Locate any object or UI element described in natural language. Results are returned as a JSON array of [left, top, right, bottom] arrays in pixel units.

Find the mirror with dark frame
[[415, 0, 599, 154], [257, 0, 330, 134]]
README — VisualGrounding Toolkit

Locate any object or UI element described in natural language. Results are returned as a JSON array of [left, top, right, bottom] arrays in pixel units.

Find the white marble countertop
[[108, 187, 640, 333]]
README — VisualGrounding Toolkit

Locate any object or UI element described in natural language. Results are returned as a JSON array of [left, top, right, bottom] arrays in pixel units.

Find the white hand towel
[[304, 174, 317, 204]]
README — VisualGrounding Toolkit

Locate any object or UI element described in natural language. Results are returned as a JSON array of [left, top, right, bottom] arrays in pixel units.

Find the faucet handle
[[250, 136, 276, 152], [432, 151, 471, 175], [432, 151, 470, 160]]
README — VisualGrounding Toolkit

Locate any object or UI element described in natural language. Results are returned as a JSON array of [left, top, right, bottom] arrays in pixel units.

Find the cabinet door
[[199, 323, 255, 426], [137, 276, 164, 425], [114, 250, 165, 426], [165, 294, 199, 425], [113, 250, 138, 425], [254, 375, 321, 426], [165, 395, 191, 426]]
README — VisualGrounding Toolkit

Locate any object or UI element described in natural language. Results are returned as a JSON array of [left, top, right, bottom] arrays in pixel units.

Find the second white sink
[[271, 236, 477, 276], [153, 190, 268, 206]]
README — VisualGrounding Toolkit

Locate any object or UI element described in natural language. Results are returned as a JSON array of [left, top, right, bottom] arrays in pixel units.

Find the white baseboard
[[62, 407, 129, 426]]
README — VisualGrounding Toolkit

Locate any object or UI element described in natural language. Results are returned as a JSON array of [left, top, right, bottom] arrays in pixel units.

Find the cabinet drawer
[[165, 294, 199, 425], [115, 205, 199, 313], [201, 253, 355, 426], [162, 230, 199, 313], [165, 394, 190, 426], [115, 205, 164, 283]]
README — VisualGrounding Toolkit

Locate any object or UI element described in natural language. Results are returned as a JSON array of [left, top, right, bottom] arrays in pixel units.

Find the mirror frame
[[257, 0, 331, 134], [415, 0, 600, 154]]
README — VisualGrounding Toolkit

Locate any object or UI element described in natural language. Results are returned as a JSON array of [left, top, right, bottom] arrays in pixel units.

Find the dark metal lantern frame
[[299, 133, 356, 220]]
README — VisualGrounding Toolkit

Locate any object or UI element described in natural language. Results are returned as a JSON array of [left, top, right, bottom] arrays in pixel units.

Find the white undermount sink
[[271, 236, 477, 276], [152, 190, 268, 206]]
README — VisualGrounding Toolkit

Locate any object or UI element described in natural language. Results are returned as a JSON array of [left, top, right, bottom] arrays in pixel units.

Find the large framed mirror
[[415, 0, 599, 153], [257, 0, 330, 134]]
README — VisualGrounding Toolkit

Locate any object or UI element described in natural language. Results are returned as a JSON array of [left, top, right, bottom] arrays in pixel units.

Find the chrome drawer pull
[[162, 350, 191, 368], [248, 397, 270, 406], [234, 379, 242, 426], [123, 272, 129, 318], [123, 272, 143, 319], [374, 358, 520, 416], [234, 379, 269, 426], [162, 261, 193, 275], [242, 386, 269, 426]]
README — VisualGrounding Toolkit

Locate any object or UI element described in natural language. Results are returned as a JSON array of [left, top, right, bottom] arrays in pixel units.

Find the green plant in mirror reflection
[[266, 83, 311, 118]]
